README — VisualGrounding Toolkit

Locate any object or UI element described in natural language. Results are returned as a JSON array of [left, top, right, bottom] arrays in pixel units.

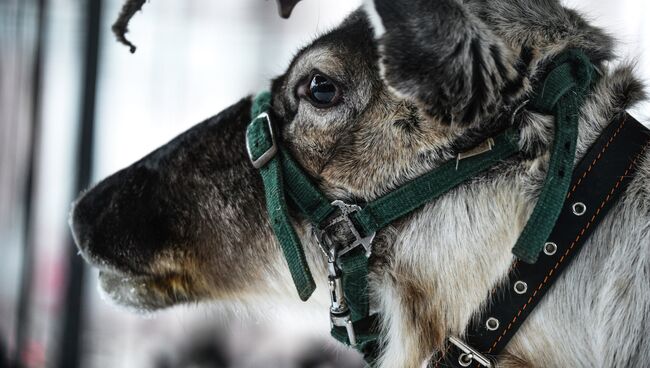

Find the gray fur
[[71, 1, 649, 366]]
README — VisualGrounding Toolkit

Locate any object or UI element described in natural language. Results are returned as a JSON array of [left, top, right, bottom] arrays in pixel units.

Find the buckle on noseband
[[246, 112, 278, 169]]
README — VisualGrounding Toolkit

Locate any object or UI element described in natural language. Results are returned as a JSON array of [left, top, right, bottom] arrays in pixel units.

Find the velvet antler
[[112, 0, 146, 53], [111, 0, 302, 53], [276, 0, 302, 18]]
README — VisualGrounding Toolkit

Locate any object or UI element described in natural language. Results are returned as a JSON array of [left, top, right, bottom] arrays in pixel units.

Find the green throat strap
[[350, 130, 519, 236], [246, 49, 596, 356], [512, 50, 595, 262]]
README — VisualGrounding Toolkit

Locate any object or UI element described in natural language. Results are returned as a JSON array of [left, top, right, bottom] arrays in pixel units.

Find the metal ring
[[485, 317, 499, 331], [514, 281, 528, 295], [459, 353, 473, 367], [572, 202, 587, 216], [544, 242, 557, 256]]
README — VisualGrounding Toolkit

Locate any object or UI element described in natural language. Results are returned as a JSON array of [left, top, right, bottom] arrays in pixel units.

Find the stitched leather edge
[[486, 142, 649, 355], [566, 115, 628, 199]]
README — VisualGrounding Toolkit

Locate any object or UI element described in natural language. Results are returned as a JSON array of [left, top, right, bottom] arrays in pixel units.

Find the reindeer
[[71, 0, 650, 367]]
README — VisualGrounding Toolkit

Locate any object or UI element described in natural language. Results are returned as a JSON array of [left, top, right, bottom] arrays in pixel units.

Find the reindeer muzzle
[[71, 98, 255, 276]]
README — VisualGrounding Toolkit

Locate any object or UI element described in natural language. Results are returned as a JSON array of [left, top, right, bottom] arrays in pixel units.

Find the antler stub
[[276, 0, 302, 18]]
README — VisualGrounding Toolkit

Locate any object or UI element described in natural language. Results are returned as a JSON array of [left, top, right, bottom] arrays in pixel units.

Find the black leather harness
[[436, 113, 650, 367]]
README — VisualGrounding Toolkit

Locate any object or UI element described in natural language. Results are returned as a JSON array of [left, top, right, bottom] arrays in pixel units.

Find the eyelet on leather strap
[[486, 317, 499, 331], [544, 242, 557, 256], [458, 353, 473, 367], [514, 281, 528, 294], [572, 202, 587, 216]]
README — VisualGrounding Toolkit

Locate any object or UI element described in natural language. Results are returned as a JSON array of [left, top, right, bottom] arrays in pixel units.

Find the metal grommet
[[572, 202, 587, 216], [514, 281, 528, 295], [544, 242, 557, 256], [458, 353, 473, 367], [486, 317, 499, 331]]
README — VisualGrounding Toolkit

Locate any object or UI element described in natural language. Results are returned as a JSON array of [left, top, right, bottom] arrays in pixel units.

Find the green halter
[[246, 49, 595, 361]]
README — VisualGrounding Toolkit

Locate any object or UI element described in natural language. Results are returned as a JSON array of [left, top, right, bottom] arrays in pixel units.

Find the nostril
[[68, 165, 168, 275], [69, 176, 119, 252], [70, 194, 98, 253], [69, 202, 86, 248]]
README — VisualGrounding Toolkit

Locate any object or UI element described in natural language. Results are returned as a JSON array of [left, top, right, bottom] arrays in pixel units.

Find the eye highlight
[[298, 73, 341, 108]]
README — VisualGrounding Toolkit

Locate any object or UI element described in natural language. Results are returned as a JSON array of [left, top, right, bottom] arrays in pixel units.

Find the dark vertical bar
[[12, 0, 47, 366], [56, 0, 102, 367]]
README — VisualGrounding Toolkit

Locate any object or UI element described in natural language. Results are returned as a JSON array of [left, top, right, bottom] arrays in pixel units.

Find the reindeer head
[[71, 0, 613, 312]]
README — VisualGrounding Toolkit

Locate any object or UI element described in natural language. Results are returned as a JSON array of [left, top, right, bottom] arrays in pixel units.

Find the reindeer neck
[[373, 61, 648, 367]]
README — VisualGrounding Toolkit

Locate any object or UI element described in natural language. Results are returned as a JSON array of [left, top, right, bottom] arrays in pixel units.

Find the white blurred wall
[[563, 0, 650, 122]]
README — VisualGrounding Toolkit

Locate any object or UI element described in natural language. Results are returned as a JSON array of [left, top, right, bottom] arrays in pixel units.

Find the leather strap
[[436, 113, 650, 368]]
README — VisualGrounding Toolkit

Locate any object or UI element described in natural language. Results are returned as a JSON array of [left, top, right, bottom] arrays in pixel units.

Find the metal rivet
[[459, 353, 473, 367], [486, 317, 499, 331], [544, 242, 557, 256], [572, 202, 587, 216], [514, 281, 528, 294]]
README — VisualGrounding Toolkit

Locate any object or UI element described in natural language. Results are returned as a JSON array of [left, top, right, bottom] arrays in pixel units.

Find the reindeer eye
[[301, 73, 340, 108]]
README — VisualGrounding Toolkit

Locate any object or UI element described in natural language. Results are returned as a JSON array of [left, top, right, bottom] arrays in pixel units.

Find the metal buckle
[[246, 112, 278, 169], [314, 200, 375, 259], [456, 138, 495, 170], [448, 336, 492, 367], [315, 201, 374, 348]]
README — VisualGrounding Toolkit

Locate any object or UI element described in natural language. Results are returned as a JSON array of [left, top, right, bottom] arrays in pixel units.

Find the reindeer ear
[[365, 0, 521, 126]]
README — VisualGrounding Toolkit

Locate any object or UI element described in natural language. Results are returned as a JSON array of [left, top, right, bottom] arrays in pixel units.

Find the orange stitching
[[567, 115, 628, 200], [486, 143, 649, 354]]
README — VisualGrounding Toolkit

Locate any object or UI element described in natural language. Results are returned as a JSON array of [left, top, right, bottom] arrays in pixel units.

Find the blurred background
[[0, 0, 648, 367]]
